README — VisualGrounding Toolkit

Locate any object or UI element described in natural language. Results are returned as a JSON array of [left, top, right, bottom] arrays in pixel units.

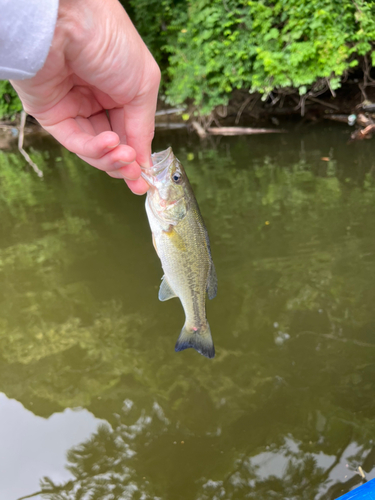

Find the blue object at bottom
[[336, 479, 375, 499]]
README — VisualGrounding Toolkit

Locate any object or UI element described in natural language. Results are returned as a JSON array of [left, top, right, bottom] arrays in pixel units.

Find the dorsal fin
[[198, 213, 217, 300], [207, 261, 218, 300]]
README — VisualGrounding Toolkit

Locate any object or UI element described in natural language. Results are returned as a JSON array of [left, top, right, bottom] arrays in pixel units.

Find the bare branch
[[18, 110, 43, 178]]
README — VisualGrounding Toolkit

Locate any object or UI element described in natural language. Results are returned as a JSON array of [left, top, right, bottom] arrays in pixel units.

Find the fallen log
[[325, 113, 374, 127], [207, 126, 286, 136], [191, 121, 207, 139], [155, 122, 187, 129], [324, 114, 350, 124], [155, 107, 185, 116]]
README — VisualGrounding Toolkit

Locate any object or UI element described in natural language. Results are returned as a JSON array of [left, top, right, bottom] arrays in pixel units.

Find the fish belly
[[155, 212, 209, 328]]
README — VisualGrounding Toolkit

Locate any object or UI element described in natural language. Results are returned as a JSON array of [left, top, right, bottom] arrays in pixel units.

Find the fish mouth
[[151, 147, 173, 169], [141, 147, 174, 187]]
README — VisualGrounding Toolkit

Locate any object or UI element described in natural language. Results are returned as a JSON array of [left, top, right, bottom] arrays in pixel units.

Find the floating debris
[[358, 466, 366, 479]]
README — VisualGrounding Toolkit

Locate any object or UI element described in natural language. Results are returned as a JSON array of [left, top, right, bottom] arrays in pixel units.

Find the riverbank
[[2, 79, 375, 149], [156, 79, 375, 141]]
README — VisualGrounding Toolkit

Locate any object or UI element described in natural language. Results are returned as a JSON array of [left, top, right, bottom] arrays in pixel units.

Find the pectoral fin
[[152, 233, 159, 257], [159, 276, 177, 301], [207, 261, 218, 300]]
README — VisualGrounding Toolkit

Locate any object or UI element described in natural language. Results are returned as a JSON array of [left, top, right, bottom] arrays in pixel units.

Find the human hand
[[11, 0, 160, 194]]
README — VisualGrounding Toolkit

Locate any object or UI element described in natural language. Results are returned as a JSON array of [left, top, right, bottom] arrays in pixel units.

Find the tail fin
[[175, 323, 215, 359]]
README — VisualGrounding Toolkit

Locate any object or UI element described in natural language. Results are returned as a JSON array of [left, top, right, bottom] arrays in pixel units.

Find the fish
[[141, 147, 217, 359]]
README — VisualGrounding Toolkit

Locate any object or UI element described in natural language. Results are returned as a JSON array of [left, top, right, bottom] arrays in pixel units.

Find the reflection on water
[[1, 124, 375, 499], [0, 393, 104, 500]]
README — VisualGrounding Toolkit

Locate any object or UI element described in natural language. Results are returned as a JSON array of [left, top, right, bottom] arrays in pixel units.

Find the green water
[[1, 124, 375, 500]]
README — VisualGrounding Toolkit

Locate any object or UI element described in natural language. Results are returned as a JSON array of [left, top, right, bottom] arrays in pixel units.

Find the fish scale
[[141, 148, 217, 359]]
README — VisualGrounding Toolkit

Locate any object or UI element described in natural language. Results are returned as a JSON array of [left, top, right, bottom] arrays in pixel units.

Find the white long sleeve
[[0, 0, 59, 80]]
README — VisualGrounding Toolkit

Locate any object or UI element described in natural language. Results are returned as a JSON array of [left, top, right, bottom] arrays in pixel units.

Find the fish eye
[[172, 172, 181, 184]]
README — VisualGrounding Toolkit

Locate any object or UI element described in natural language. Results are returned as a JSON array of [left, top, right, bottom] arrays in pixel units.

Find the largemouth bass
[[141, 147, 217, 359]]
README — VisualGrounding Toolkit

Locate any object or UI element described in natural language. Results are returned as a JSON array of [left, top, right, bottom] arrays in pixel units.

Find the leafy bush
[[0, 81, 22, 119], [2, 1, 375, 118], [127, 0, 375, 114]]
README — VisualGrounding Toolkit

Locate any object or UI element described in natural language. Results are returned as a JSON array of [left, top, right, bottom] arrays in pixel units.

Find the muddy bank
[[156, 79, 375, 140]]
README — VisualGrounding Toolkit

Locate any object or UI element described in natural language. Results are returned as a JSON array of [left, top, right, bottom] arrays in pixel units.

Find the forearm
[[0, 0, 59, 80]]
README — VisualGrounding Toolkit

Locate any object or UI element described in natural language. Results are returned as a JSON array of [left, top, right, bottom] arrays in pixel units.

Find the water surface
[[1, 124, 375, 500]]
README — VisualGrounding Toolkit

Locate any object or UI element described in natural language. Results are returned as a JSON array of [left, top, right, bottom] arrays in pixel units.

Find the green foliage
[[125, 0, 186, 68], [3, 2, 374, 117], [126, 0, 375, 113], [0, 80, 22, 119]]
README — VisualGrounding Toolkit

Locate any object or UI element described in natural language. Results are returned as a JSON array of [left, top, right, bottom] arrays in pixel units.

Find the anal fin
[[159, 276, 177, 301]]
